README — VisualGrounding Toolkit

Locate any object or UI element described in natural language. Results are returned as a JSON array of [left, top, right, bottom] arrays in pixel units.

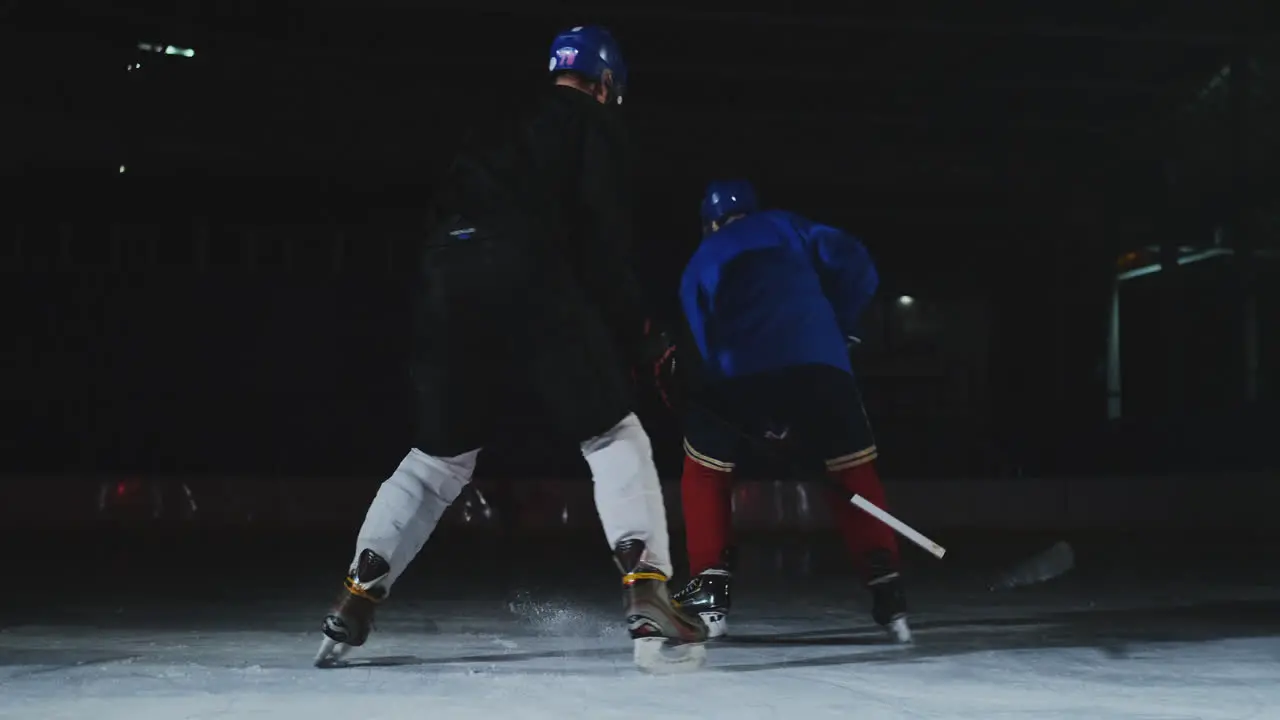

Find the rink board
[[2, 472, 1276, 532]]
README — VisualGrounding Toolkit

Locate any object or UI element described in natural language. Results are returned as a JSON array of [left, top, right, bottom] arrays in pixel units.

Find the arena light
[[897, 295, 915, 307], [137, 42, 195, 58]]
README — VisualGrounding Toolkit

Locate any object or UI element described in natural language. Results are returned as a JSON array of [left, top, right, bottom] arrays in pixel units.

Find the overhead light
[[897, 295, 914, 307], [137, 42, 195, 58]]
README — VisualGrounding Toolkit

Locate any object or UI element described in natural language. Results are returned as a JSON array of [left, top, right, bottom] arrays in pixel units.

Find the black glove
[[652, 342, 678, 409], [635, 319, 678, 408]]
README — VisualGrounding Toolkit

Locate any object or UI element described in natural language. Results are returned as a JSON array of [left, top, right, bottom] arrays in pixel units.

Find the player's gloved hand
[[652, 342, 678, 410], [635, 319, 678, 409]]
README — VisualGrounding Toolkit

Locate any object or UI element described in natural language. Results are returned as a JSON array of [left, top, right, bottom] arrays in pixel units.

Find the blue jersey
[[679, 209, 878, 381]]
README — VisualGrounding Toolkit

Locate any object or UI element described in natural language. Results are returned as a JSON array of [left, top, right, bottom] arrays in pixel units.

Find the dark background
[[3, 1, 1277, 496]]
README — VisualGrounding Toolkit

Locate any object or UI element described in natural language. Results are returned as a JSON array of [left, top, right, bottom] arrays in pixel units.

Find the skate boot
[[672, 551, 733, 638], [615, 539, 709, 673], [867, 549, 911, 644], [314, 548, 390, 666]]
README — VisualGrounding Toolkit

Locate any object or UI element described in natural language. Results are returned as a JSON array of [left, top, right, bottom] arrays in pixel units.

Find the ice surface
[[3, 571, 1279, 720]]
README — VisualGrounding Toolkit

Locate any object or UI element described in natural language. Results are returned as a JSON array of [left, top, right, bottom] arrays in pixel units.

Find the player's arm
[[574, 111, 654, 362], [673, 273, 712, 400], [793, 214, 880, 339]]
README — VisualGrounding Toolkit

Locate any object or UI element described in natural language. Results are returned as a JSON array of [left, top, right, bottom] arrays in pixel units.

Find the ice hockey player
[[315, 25, 708, 672], [669, 179, 911, 643]]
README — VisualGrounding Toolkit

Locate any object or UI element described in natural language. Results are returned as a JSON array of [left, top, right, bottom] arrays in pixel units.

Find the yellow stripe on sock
[[683, 439, 736, 471], [826, 446, 879, 471]]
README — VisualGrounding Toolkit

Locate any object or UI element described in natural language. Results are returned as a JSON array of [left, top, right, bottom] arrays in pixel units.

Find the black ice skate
[[615, 539, 709, 674], [672, 558, 733, 639], [867, 549, 912, 644], [314, 548, 390, 667]]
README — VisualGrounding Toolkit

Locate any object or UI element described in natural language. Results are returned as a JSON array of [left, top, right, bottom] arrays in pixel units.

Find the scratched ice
[[2, 570, 1277, 720]]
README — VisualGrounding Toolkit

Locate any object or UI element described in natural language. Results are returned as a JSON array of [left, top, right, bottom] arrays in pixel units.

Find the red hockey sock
[[827, 461, 900, 578], [680, 454, 735, 575]]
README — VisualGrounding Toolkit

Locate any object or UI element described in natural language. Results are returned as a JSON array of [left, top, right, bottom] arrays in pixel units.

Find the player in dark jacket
[[670, 179, 910, 642], [316, 26, 708, 672]]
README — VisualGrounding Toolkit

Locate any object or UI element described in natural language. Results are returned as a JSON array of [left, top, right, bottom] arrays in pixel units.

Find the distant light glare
[[897, 295, 915, 307], [137, 42, 195, 58], [119, 165, 126, 174]]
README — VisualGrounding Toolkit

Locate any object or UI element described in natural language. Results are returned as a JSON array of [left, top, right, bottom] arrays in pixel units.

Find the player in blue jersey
[[669, 179, 910, 642]]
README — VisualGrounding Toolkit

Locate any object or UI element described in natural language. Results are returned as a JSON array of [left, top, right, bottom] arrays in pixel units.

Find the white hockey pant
[[349, 412, 672, 596]]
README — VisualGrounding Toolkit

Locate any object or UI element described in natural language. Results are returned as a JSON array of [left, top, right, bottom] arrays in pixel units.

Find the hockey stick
[[988, 540, 1075, 591], [849, 494, 946, 559], [678, 394, 1078, 588]]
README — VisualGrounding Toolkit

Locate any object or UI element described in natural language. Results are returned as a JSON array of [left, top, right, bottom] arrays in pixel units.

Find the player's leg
[[525, 289, 708, 669], [317, 220, 510, 664], [321, 447, 482, 655], [827, 454, 910, 641], [671, 398, 740, 637], [770, 364, 910, 642], [582, 416, 710, 671]]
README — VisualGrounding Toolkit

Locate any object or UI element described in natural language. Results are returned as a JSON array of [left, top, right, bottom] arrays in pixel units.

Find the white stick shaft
[[850, 494, 947, 559]]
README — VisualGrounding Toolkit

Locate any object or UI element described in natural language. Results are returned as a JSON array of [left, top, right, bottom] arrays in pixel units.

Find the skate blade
[[885, 617, 913, 644], [698, 611, 729, 639], [633, 637, 707, 674], [313, 635, 352, 667]]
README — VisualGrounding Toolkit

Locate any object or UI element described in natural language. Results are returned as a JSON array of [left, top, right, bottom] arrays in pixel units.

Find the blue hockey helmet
[[700, 179, 759, 234], [548, 25, 628, 105]]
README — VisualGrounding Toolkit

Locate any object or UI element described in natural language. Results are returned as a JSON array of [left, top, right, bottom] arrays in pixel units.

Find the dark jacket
[[431, 85, 649, 361]]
